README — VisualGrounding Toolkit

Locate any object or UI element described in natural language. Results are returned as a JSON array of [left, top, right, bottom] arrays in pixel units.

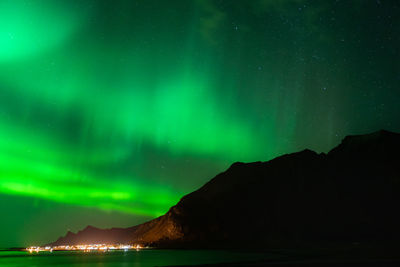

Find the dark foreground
[[0, 249, 277, 267], [1, 245, 400, 267], [168, 245, 400, 267], [181, 261, 400, 266]]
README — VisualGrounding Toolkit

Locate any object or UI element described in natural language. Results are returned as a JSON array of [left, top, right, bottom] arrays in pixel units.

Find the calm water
[[0, 249, 277, 267]]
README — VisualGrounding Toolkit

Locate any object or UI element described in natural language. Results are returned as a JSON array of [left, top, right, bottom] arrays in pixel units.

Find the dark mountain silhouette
[[48, 130, 400, 248]]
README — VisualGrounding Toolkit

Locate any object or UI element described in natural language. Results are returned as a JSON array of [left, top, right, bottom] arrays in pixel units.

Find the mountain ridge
[[47, 130, 400, 248]]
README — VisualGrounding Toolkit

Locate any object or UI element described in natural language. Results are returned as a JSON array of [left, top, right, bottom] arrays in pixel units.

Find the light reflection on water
[[0, 249, 276, 267]]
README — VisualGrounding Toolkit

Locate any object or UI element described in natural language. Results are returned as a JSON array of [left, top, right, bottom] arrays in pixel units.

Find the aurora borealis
[[1, 0, 399, 247]]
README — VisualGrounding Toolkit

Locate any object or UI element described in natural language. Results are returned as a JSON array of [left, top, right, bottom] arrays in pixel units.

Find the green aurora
[[0, 0, 399, 247]]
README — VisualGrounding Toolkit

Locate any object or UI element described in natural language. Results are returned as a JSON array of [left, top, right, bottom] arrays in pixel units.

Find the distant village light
[[25, 244, 145, 253]]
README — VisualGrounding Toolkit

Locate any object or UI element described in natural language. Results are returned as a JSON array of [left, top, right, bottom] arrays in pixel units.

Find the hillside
[[49, 130, 400, 248]]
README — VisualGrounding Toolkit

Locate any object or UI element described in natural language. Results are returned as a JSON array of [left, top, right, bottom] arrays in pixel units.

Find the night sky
[[1, 0, 399, 247]]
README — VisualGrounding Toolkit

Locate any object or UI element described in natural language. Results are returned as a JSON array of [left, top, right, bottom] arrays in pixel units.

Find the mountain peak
[[328, 129, 400, 157], [47, 130, 400, 249], [64, 231, 75, 238], [83, 225, 97, 231], [343, 129, 397, 141]]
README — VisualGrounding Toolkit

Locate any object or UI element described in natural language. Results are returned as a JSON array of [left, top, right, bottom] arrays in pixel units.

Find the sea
[[0, 249, 278, 267]]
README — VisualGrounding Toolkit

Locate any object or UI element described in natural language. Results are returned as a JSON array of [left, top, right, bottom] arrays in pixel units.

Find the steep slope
[[49, 130, 400, 248]]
